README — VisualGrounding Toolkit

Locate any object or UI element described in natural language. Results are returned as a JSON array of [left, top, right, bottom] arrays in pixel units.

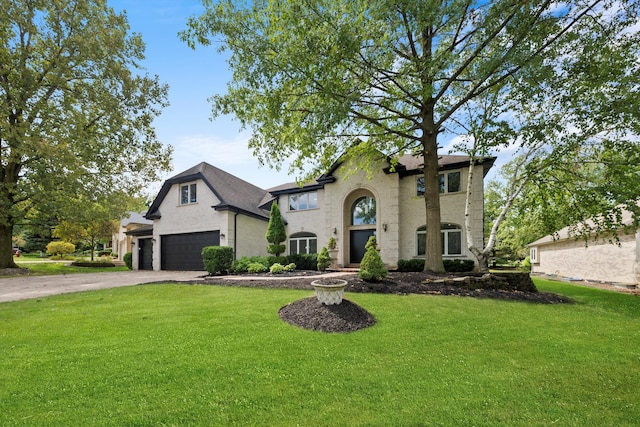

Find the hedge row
[[397, 258, 475, 272]]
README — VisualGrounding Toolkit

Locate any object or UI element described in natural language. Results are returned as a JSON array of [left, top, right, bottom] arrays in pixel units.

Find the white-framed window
[[289, 191, 318, 211], [530, 247, 538, 264], [417, 223, 463, 256], [289, 232, 318, 255], [180, 183, 197, 205], [416, 171, 462, 196]]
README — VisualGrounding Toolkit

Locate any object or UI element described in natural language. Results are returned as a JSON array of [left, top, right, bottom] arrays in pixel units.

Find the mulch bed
[[206, 271, 573, 333]]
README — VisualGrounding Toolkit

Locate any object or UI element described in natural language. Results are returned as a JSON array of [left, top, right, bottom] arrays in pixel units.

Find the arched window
[[351, 196, 376, 225], [289, 232, 317, 255], [417, 223, 463, 256]]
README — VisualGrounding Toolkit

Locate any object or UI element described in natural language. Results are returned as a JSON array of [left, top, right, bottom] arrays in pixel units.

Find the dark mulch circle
[[279, 297, 376, 333]]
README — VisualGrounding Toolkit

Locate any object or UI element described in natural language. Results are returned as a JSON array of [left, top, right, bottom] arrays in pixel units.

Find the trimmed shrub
[[202, 246, 234, 275], [444, 259, 475, 272], [397, 259, 424, 272], [71, 261, 116, 268], [397, 258, 475, 272], [233, 256, 265, 273], [123, 252, 133, 270], [286, 253, 317, 271], [248, 262, 268, 273], [46, 241, 75, 258], [327, 237, 337, 250], [284, 263, 296, 272], [317, 247, 331, 271], [270, 263, 286, 274], [359, 236, 387, 282]]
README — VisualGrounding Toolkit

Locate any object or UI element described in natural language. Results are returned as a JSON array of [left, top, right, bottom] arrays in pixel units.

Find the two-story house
[[131, 153, 494, 271]]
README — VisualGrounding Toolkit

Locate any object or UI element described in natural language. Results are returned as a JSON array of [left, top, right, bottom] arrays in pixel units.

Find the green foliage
[[46, 241, 76, 258], [247, 262, 268, 274], [520, 256, 532, 272], [202, 246, 234, 275], [285, 253, 317, 271], [316, 247, 331, 272], [327, 237, 337, 250], [359, 237, 387, 282], [234, 254, 316, 273], [70, 261, 116, 268], [0, 0, 172, 268], [444, 259, 476, 273], [265, 203, 286, 256], [269, 263, 295, 274], [397, 259, 475, 273], [266, 244, 286, 257], [123, 252, 133, 270]]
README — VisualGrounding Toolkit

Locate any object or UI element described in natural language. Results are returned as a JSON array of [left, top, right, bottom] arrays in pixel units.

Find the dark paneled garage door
[[161, 231, 220, 271]]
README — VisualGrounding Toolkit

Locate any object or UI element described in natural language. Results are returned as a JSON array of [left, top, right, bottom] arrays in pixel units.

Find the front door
[[350, 229, 376, 264], [138, 238, 153, 270]]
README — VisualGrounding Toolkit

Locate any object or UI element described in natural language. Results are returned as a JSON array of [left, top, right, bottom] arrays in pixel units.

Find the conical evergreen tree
[[265, 202, 286, 256]]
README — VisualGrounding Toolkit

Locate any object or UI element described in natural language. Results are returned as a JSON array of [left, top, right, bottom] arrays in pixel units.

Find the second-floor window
[[180, 183, 197, 205], [417, 171, 462, 196], [289, 191, 318, 211]]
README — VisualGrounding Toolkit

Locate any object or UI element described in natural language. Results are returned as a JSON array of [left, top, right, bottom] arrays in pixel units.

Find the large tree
[[453, 8, 640, 271], [182, 0, 636, 272], [0, 0, 172, 268]]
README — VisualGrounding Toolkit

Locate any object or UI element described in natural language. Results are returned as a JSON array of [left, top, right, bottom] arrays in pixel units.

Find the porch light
[[383, 222, 387, 232]]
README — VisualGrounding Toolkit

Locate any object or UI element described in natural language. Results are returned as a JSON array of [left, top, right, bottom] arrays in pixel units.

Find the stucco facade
[[275, 156, 488, 269], [136, 154, 493, 271]]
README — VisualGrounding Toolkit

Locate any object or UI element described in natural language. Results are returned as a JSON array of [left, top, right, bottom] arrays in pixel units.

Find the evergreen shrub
[[359, 237, 387, 282], [202, 246, 234, 275], [124, 252, 132, 269]]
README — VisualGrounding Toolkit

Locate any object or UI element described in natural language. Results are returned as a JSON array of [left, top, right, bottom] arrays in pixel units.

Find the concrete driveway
[[0, 270, 206, 303]]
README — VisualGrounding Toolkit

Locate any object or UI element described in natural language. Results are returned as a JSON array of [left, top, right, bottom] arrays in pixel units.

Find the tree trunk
[[422, 131, 445, 273], [0, 222, 19, 269]]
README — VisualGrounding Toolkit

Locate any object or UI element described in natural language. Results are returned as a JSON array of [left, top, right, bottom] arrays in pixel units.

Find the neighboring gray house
[[529, 209, 640, 287], [132, 153, 494, 271]]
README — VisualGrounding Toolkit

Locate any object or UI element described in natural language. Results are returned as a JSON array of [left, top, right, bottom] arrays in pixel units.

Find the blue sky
[[110, 0, 295, 193]]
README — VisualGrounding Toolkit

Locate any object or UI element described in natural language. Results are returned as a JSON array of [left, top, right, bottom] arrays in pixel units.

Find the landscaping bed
[[212, 271, 573, 304], [210, 271, 573, 333]]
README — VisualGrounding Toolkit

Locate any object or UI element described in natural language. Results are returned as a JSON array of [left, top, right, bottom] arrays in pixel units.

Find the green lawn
[[14, 261, 129, 275], [0, 278, 638, 426]]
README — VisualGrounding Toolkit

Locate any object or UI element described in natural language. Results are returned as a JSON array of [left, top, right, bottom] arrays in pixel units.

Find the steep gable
[[146, 162, 270, 220]]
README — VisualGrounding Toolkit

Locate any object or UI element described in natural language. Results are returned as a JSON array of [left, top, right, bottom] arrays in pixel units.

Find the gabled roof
[[121, 211, 153, 227], [529, 206, 638, 247], [388, 154, 496, 178], [268, 153, 496, 196], [146, 162, 270, 220]]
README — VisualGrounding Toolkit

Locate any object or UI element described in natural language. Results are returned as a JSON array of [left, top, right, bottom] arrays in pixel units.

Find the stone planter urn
[[311, 278, 348, 305]]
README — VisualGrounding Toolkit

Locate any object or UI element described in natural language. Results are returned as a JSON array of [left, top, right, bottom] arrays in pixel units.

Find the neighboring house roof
[[125, 224, 153, 236], [529, 206, 638, 247], [121, 211, 153, 227], [146, 162, 270, 220]]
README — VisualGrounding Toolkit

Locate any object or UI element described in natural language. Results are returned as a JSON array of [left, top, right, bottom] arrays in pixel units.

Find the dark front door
[[161, 231, 220, 271], [138, 238, 153, 270], [350, 229, 376, 264]]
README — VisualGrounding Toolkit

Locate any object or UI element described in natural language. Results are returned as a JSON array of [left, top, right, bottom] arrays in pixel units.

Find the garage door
[[161, 231, 220, 271]]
